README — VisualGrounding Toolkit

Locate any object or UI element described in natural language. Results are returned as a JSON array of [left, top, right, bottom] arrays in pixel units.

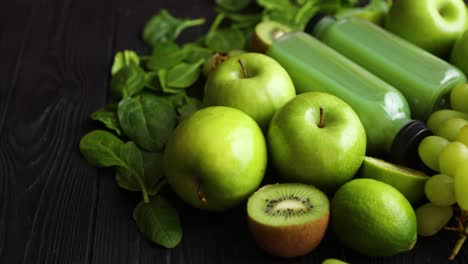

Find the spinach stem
[[207, 14, 225, 36]]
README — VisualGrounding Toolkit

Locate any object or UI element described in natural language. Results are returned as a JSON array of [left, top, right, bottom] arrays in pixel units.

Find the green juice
[[313, 17, 467, 121]]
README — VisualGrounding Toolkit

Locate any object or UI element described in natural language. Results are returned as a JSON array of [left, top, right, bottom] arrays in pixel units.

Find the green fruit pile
[[77, 0, 468, 261]]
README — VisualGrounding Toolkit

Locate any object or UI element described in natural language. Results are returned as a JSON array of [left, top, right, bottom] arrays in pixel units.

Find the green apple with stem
[[268, 92, 367, 190], [163, 106, 267, 211], [204, 52, 296, 130], [385, 0, 468, 57]]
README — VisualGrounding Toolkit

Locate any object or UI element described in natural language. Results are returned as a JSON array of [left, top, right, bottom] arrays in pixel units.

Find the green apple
[[385, 0, 468, 57], [204, 52, 296, 130], [268, 92, 366, 190], [451, 31, 468, 77], [163, 106, 267, 211]]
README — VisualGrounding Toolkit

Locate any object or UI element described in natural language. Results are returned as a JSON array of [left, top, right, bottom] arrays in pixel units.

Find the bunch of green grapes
[[416, 83, 468, 237]]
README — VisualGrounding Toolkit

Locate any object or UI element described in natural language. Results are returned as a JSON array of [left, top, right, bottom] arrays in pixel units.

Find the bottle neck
[[390, 120, 432, 169]]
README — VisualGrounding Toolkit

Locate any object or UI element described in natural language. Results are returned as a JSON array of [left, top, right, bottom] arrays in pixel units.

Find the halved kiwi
[[251, 21, 293, 53], [247, 183, 329, 258]]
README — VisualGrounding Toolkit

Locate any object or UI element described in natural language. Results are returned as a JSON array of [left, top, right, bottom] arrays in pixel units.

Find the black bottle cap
[[390, 120, 433, 170]]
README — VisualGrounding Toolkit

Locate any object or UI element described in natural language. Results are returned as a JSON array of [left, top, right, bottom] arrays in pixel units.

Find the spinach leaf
[[182, 44, 213, 64], [177, 97, 203, 121], [216, 8, 262, 29], [111, 50, 140, 76], [257, 0, 294, 10], [117, 142, 150, 203], [133, 196, 182, 248], [158, 69, 186, 94], [90, 104, 123, 136], [141, 151, 165, 193], [79, 130, 124, 167], [116, 150, 165, 196], [294, 1, 319, 31], [216, 0, 251, 12], [118, 93, 177, 151], [205, 27, 246, 53], [336, 0, 392, 25], [144, 72, 160, 91], [146, 42, 188, 71], [110, 65, 147, 99], [167, 59, 204, 89], [143, 9, 205, 47]]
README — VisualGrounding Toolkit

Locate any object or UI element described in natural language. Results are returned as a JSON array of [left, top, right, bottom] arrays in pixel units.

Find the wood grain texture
[[1, 0, 468, 263]]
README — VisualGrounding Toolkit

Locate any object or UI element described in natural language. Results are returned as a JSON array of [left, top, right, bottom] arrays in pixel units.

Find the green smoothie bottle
[[265, 31, 431, 164], [313, 17, 467, 121]]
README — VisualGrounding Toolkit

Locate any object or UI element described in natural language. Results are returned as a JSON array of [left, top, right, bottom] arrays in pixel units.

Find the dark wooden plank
[[0, 0, 115, 263]]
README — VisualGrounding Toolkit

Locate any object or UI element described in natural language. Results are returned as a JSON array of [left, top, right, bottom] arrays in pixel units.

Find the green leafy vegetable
[[144, 72, 160, 91], [133, 196, 182, 248], [177, 97, 203, 121], [258, 0, 359, 30], [143, 9, 205, 47], [147, 42, 188, 71], [110, 65, 147, 98], [79, 130, 124, 167], [118, 93, 177, 151], [182, 44, 213, 64], [90, 104, 123, 136], [216, 0, 251, 11], [111, 50, 140, 76], [206, 27, 246, 53], [117, 150, 165, 195], [215, 8, 262, 29], [167, 59, 204, 89], [336, 0, 392, 25], [117, 142, 150, 203]]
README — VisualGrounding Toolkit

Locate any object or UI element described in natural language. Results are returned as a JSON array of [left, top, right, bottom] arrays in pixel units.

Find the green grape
[[454, 125, 468, 147], [418, 136, 449, 171], [439, 142, 468, 177], [427, 109, 468, 132], [416, 203, 453, 237], [435, 118, 468, 141], [425, 174, 456, 206], [454, 163, 468, 211], [450, 83, 468, 114]]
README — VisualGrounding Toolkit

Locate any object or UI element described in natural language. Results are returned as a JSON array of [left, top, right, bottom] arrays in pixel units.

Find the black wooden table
[[1, 0, 467, 263]]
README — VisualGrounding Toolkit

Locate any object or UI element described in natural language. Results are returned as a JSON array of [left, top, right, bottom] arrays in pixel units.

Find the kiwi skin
[[248, 213, 329, 258]]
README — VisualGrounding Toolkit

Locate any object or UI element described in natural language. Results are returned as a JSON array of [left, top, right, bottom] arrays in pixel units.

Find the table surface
[[2, 0, 468, 263]]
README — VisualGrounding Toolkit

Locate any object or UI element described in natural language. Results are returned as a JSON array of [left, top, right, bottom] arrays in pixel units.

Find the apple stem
[[196, 179, 207, 204], [319, 106, 325, 128], [238, 59, 248, 78]]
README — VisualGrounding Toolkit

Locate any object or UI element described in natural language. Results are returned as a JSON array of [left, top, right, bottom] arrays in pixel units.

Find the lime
[[322, 258, 348, 264], [331, 178, 417, 257], [358, 156, 429, 204]]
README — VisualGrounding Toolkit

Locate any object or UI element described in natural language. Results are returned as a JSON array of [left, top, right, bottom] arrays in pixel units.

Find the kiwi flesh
[[247, 183, 329, 258], [251, 21, 293, 53]]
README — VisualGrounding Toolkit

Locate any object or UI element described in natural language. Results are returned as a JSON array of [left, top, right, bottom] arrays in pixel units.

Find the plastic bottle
[[313, 16, 467, 121]]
